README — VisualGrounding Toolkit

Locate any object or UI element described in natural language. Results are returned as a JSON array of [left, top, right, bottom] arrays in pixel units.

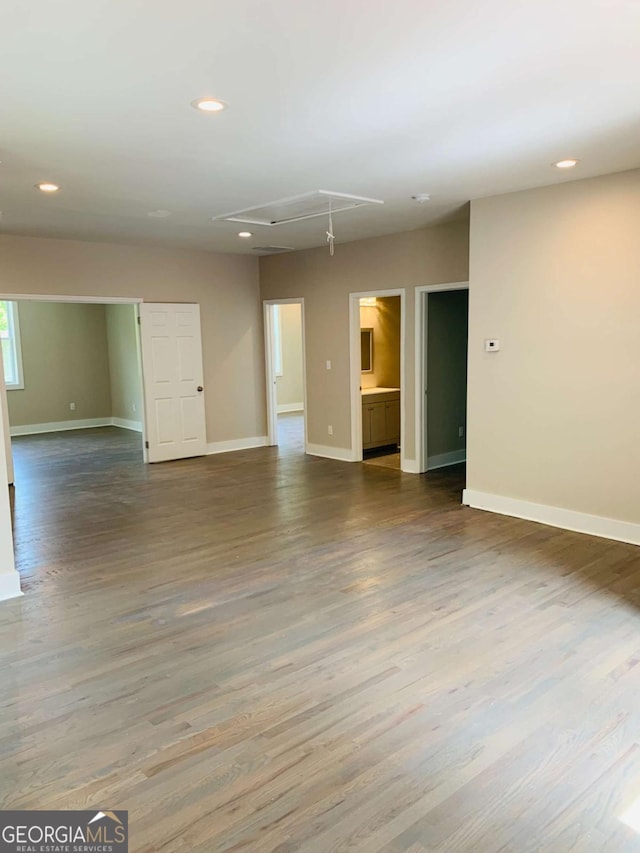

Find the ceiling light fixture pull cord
[[326, 201, 335, 257]]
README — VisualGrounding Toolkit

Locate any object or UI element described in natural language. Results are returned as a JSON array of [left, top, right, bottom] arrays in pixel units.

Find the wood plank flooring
[[2, 427, 640, 851]]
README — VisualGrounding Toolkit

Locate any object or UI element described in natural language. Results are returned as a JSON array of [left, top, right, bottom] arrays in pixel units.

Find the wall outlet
[[132, 403, 136, 413], [326, 360, 332, 370], [69, 402, 76, 411], [484, 339, 500, 352], [458, 426, 464, 438], [327, 425, 333, 436]]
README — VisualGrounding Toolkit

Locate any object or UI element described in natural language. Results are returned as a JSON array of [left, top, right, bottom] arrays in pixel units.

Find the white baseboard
[[10, 417, 112, 436], [0, 571, 23, 602], [206, 436, 268, 455], [111, 417, 142, 432], [277, 402, 304, 414], [306, 443, 358, 463], [462, 489, 640, 547], [428, 449, 466, 471], [402, 458, 420, 474], [10, 417, 143, 436]]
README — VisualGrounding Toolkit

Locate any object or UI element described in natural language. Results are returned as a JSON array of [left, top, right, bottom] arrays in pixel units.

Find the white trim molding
[[349, 288, 407, 471], [0, 293, 142, 304], [306, 443, 358, 463], [462, 489, 640, 547], [277, 402, 304, 414], [10, 417, 144, 436], [414, 281, 469, 474], [10, 417, 113, 436], [111, 417, 143, 432], [263, 298, 308, 453], [428, 450, 466, 470], [206, 436, 269, 456], [401, 458, 420, 474], [0, 571, 23, 602]]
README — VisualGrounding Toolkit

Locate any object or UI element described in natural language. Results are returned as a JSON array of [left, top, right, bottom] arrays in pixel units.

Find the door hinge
[[145, 440, 149, 449], [137, 315, 141, 325]]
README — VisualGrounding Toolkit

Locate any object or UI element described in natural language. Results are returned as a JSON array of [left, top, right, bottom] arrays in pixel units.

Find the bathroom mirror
[[361, 328, 373, 373]]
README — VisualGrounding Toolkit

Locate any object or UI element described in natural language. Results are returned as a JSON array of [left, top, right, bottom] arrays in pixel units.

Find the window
[[273, 305, 283, 377], [0, 300, 24, 389]]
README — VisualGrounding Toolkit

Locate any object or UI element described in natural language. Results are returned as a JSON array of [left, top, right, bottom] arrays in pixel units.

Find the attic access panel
[[212, 190, 384, 227]]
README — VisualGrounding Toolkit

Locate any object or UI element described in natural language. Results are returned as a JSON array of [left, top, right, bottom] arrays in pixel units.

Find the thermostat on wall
[[484, 339, 500, 352]]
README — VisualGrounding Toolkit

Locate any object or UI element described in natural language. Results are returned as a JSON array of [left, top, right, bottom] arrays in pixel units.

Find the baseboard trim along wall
[[111, 417, 143, 432], [428, 450, 467, 471], [306, 443, 358, 463], [10, 417, 112, 436], [10, 417, 142, 436], [277, 402, 304, 413], [206, 436, 269, 455], [0, 572, 23, 602], [462, 489, 640, 547], [402, 458, 420, 474]]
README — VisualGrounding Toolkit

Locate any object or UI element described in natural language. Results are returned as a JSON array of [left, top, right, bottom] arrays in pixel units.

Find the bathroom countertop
[[361, 387, 400, 396]]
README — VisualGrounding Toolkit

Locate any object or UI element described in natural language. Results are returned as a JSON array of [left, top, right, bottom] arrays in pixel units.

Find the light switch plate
[[484, 339, 500, 352]]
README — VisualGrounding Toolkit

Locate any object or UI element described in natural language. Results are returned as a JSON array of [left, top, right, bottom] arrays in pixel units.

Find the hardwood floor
[[363, 446, 401, 470], [2, 427, 640, 852], [277, 411, 305, 453]]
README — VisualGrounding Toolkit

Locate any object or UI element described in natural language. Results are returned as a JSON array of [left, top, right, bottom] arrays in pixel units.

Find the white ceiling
[[1, 0, 639, 255]]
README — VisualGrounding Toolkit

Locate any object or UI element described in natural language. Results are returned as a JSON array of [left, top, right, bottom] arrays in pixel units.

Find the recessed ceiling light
[[191, 97, 227, 113], [553, 159, 579, 169], [147, 209, 171, 218], [238, 231, 253, 238], [36, 182, 60, 192]]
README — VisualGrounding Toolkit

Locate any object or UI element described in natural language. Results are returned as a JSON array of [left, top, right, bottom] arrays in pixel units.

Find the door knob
[[197, 386, 203, 392]]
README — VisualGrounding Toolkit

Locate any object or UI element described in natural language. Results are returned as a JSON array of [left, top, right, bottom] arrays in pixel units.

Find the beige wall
[[276, 304, 304, 409], [0, 234, 265, 444], [467, 168, 640, 523], [260, 220, 469, 458], [426, 289, 468, 459], [105, 304, 142, 423], [360, 296, 401, 390], [7, 301, 112, 426]]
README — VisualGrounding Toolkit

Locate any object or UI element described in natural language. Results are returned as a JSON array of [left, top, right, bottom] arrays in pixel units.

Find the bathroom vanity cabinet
[[361, 388, 400, 450]]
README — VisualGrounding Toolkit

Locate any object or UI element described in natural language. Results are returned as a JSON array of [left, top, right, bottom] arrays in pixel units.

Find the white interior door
[[139, 303, 207, 462]]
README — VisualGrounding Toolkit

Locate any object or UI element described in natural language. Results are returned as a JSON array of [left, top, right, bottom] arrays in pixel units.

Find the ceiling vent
[[212, 190, 383, 227], [251, 245, 295, 255]]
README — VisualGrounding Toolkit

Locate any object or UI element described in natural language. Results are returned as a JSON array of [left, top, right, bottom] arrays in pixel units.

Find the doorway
[[264, 299, 307, 453], [415, 283, 469, 474], [0, 297, 146, 486], [349, 288, 406, 470]]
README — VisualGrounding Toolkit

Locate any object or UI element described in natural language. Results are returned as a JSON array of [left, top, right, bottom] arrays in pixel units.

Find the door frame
[[0, 292, 148, 463], [263, 298, 308, 450], [349, 288, 406, 469], [414, 281, 469, 473]]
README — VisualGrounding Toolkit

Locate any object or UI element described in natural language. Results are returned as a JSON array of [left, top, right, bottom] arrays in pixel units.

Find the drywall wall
[[467, 168, 640, 526], [0, 234, 265, 445], [7, 301, 112, 427], [360, 296, 401, 390], [426, 289, 468, 460], [276, 303, 304, 410], [106, 304, 142, 426], [260, 219, 469, 462]]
